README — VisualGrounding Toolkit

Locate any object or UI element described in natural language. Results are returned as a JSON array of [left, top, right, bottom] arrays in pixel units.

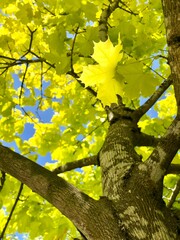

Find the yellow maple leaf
[[92, 37, 123, 68], [80, 36, 123, 106]]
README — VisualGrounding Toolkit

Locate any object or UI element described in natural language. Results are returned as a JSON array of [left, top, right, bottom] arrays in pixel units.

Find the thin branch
[[118, 5, 137, 15], [70, 119, 106, 156], [167, 179, 180, 208], [67, 70, 97, 97], [123, 51, 166, 80], [21, 107, 41, 126], [118, 0, 138, 16], [0, 57, 53, 69], [99, 0, 121, 41], [70, 25, 79, 73], [99, 0, 138, 42], [21, 26, 37, 58], [76, 119, 107, 145], [37, 61, 44, 111], [43, 6, 56, 16], [19, 63, 29, 102], [0, 183, 23, 239], [66, 26, 97, 98], [0, 55, 17, 61], [133, 76, 173, 121], [53, 155, 98, 174]]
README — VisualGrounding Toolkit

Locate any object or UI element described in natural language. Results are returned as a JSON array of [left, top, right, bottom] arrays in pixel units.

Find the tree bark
[[99, 117, 179, 239], [161, 0, 180, 114], [1, 1, 180, 239], [0, 145, 125, 240]]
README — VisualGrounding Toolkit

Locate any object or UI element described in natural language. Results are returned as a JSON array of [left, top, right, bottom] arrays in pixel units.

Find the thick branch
[[161, 0, 180, 115], [146, 116, 180, 184], [134, 76, 172, 121], [53, 155, 98, 174], [0, 145, 124, 239], [167, 164, 180, 175], [53, 137, 158, 174], [133, 132, 158, 147]]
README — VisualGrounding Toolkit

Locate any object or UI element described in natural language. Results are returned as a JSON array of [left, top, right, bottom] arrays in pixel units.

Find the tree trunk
[[0, 0, 180, 239], [99, 117, 179, 239]]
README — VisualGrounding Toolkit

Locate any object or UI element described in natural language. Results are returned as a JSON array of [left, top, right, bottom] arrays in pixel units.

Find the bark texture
[[0, 0, 180, 239], [99, 115, 179, 239], [162, 0, 180, 114]]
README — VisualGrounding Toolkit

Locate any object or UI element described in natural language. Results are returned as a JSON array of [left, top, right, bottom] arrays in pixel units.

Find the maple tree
[[0, 0, 180, 239]]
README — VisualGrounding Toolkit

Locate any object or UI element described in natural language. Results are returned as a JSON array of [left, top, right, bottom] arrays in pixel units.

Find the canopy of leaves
[[0, 0, 179, 239]]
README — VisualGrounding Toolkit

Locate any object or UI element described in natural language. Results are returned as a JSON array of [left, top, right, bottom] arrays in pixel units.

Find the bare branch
[[53, 155, 98, 174], [0, 183, 23, 239], [167, 179, 180, 208], [133, 76, 173, 121]]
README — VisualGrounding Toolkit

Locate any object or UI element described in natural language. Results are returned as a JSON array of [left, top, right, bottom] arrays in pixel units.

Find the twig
[[37, 61, 44, 110], [43, 6, 56, 16], [21, 107, 40, 126], [70, 25, 79, 74], [19, 63, 29, 102], [0, 183, 23, 239], [53, 155, 98, 174], [76, 119, 107, 145], [124, 51, 166, 80], [118, 0, 138, 16], [21, 26, 37, 58], [67, 71, 97, 97]]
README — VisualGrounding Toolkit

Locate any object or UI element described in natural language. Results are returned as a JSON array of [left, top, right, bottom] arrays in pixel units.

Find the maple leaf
[[80, 37, 123, 106]]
